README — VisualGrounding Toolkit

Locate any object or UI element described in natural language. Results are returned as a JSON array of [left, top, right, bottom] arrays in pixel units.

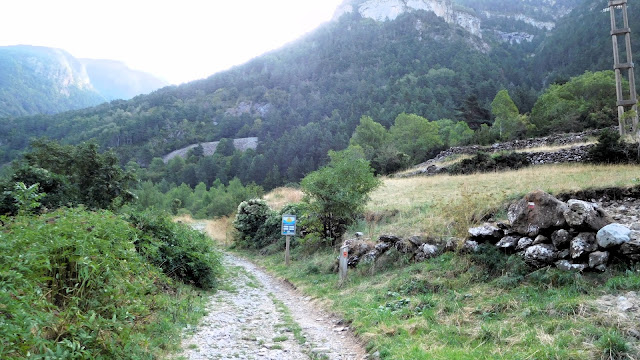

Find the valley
[[1, 0, 640, 359]]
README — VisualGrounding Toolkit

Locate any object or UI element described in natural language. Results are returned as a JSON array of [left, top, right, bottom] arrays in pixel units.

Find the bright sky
[[0, 0, 345, 85]]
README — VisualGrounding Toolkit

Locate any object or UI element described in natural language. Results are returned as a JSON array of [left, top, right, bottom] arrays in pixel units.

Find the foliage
[[389, 113, 444, 164], [1, 139, 135, 214], [301, 146, 381, 246], [436, 119, 474, 147], [490, 90, 532, 140], [588, 129, 640, 164], [0, 208, 212, 359], [529, 71, 619, 135], [7, 182, 45, 215], [233, 199, 273, 249], [127, 210, 223, 289], [446, 152, 531, 175]]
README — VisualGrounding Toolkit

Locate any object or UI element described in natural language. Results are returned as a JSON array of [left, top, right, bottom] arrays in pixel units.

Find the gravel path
[[177, 254, 367, 360]]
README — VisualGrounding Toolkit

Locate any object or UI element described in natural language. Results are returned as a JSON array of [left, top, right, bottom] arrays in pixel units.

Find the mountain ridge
[[0, 45, 167, 117]]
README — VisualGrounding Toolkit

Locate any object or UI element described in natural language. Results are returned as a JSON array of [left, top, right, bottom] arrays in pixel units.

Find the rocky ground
[[176, 254, 367, 360]]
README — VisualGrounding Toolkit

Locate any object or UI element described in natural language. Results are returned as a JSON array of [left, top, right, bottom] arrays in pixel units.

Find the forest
[[0, 0, 633, 214]]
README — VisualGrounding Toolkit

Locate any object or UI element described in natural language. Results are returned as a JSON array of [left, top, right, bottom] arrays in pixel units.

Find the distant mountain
[[0, 0, 628, 188], [0, 45, 167, 117], [80, 59, 167, 101], [0, 45, 104, 117]]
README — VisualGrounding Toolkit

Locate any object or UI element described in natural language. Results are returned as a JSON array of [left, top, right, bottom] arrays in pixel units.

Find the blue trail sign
[[281, 215, 297, 236]]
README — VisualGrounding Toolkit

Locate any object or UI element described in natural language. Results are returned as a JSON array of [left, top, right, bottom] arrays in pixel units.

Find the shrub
[[127, 211, 223, 289], [447, 152, 530, 175], [0, 208, 206, 358], [234, 200, 306, 251], [233, 198, 273, 249], [588, 128, 639, 164]]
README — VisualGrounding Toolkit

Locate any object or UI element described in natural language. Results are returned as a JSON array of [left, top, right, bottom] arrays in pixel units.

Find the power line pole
[[609, 0, 639, 138]]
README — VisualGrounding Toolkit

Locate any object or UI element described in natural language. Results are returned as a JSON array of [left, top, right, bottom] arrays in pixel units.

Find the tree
[[457, 95, 491, 130], [436, 119, 474, 147], [389, 113, 443, 163], [216, 138, 235, 156], [490, 89, 527, 140], [350, 116, 388, 159], [530, 71, 618, 135], [301, 146, 380, 246], [17, 139, 134, 210]]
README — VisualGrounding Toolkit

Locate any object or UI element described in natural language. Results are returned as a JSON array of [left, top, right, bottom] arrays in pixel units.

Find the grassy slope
[[236, 163, 640, 359], [0, 209, 215, 359]]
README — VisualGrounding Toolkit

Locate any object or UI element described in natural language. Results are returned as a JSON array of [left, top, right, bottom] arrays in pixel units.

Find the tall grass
[[0, 208, 216, 359], [263, 187, 304, 211], [367, 163, 640, 238]]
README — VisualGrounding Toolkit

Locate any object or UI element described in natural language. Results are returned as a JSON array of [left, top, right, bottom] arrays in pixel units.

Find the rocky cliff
[[334, 0, 482, 37]]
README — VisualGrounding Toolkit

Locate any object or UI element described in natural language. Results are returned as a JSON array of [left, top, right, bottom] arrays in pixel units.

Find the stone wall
[[467, 190, 640, 272], [401, 128, 605, 177], [339, 189, 640, 273]]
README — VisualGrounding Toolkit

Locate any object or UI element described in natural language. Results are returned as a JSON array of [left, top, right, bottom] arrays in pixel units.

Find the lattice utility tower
[[609, 0, 639, 137]]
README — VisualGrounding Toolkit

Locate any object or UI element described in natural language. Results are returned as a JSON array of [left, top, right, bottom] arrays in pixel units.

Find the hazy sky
[[0, 0, 345, 84]]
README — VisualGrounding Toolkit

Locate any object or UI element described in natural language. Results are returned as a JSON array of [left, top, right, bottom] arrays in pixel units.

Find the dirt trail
[[178, 253, 367, 360]]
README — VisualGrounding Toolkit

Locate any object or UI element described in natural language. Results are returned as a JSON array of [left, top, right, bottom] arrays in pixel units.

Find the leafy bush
[[233, 198, 273, 249], [588, 129, 639, 164], [127, 211, 222, 289], [447, 152, 530, 175], [0, 208, 208, 358], [233, 200, 306, 251], [301, 147, 381, 246]]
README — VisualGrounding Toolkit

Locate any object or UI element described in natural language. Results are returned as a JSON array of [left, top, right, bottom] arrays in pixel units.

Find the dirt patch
[[594, 291, 640, 346]]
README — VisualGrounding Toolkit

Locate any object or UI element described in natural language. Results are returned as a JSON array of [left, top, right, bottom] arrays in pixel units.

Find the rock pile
[[468, 190, 640, 271], [335, 234, 454, 270]]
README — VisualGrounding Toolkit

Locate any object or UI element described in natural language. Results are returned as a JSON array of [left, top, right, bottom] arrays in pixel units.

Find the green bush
[[447, 152, 530, 175], [127, 211, 222, 289], [588, 129, 639, 164], [233, 199, 273, 249], [0, 208, 207, 358]]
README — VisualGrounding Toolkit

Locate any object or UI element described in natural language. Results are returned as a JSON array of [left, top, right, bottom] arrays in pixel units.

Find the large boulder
[[524, 244, 556, 267], [563, 200, 612, 231], [508, 190, 568, 237], [468, 223, 503, 240], [620, 239, 640, 262], [570, 232, 598, 259], [597, 224, 632, 249], [342, 238, 375, 268]]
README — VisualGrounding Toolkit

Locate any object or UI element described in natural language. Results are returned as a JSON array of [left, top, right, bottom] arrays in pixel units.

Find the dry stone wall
[[339, 188, 640, 274], [468, 190, 640, 272]]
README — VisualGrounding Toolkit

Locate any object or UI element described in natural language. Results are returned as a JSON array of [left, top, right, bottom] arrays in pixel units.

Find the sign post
[[281, 215, 296, 266], [339, 244, 349, 285]]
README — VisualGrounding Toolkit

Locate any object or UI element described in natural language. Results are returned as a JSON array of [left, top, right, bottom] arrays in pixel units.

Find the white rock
[[597, 224, 632, 249]]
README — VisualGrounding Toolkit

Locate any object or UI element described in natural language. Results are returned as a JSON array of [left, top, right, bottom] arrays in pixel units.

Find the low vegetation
[[0, 208, 221, 358], [229, 162, 640, 359], [0, 142, 224, 358]]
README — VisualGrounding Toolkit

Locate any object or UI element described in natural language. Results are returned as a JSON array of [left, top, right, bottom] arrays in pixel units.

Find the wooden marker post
[[281, 215, 296, 267], [339, 244, 349, 285], [285, 236, 291, 266]]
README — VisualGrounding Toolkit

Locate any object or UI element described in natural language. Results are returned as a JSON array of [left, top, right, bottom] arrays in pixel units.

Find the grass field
[[227, 163, 640, 360], [367, 163, 640, 239]]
